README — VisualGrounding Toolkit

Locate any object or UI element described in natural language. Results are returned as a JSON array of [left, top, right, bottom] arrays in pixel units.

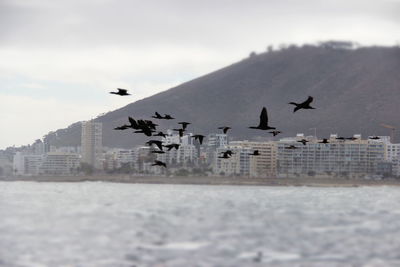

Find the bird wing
[[155, 141, 163, 151], [303, 96, 314, 106], [198, 135, 204, 144]]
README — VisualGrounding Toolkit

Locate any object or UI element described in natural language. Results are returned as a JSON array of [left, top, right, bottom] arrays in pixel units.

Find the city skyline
[[1, 0, 400, 149]]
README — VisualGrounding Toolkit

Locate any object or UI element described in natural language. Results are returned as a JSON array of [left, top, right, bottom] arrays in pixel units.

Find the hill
[[44, 42, 400, 148]]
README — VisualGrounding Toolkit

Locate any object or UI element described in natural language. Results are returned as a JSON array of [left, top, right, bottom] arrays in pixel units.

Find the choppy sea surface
[[1, 182, 400, 266]]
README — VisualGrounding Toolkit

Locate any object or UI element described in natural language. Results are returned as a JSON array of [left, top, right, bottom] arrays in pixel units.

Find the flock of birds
[[110, 88, 380, 168]]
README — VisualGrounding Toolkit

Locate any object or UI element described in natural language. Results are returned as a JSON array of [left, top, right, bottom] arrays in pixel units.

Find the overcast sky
[[1, 0, 399, 149]]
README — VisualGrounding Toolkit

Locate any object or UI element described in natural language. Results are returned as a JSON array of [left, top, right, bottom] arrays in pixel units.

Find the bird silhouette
[[152, 112, 164, 119], [249, 107, 276, 130], [218, 151, 232, 159], [218, 126, 231, 134], [289, 96, 315, 112], [285, 145, 298, 149], [178, 122, 191, 130], [146, 140, 164, 151], [346, 137, 358, 140], [369, 136, 380, 140], [191, 135, 205, 145], [297, 139, 309, 145], [336, 137, 345, 140], [110, 88, 130, 96], [319, 138, 329, 144], [152, 160, 167, 168], [249, 150, 260, 156], [163, 144, 180, 151], [151, 150, 165, 154], [269, 130, 281, 136], [163, 114, 175, 120], [220, 150, 234, 156], [114, 125, 130, 130], [153, 131, 167, 138]]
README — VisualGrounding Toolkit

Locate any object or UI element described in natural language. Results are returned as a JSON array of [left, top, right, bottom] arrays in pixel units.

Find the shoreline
[[2, 175, 400, 187]]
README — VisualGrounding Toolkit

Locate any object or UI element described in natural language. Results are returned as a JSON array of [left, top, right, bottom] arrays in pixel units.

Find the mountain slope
[[46, 43, 400, 148]]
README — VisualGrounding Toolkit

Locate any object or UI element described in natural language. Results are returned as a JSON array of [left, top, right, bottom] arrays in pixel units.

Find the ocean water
[[1, 182, 400, 267]]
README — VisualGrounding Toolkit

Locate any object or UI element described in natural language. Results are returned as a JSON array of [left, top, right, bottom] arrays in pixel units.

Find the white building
[[277, 134, 388, 178], [81, 121, 103, 169], [39, 152, 80, 175], [13, 152, 43, 176]]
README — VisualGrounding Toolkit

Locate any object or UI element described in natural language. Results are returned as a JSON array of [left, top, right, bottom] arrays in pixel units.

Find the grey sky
[[1, 0, 399, 149]]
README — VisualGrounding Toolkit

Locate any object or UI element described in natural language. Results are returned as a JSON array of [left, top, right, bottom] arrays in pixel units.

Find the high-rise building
[[81, 121, 103, 169], [230, 141, 277, 177]]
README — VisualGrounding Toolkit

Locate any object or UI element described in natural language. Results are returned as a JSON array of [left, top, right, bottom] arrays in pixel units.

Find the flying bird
[[220, 150, 234, 156], [152, 112, 164, 119], [249, 107, 276, 130], [289, 96, 315, 112], [109, 88, 130, 96], [153, 131, 167, 138], [285, 145, 298, 149], [218, 126, 231, 134], [319, 138, 329, 144], [249, 150, 260, 156], [114, 125, 130, 130], [269, 130, 281, 136], [163, 114, 175, 120], [163, 144, 180, 151], [218, 151, 232, 159], [369, 136, 380, 140], [178, 122, 191, 130], [151, 150, 165, 154], [297, 139, 309, 145], [191, 134, 205, 145], [146, 140, 164, 151], [152, 160, 167, 168]]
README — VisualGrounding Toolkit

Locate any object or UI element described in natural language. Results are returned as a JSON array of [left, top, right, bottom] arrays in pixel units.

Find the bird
[[114, 125, 130, 130], [269, 130, 281, 136], [218, 126, 231, 134], [163, 114, 175, 120], [319, 138, 329, 144], [249, 150, 260, 156], [249, 107, 276, 130], [109, 88, 130, 96], [218, 151, 232, 159], [128, 117, 140, 129], [346, 137, 358, 140], [145, 140, 164, 151], [297, 139, 309, 145], [191, 135, 205, 145], [153, 131, 167, 138], [178, 122, 191, 130], [289, 96, 315, 112], [152, 112, 164, 119], [369, 136, 380, 140], [152, 160, 167, 168], [173, 128, 185, 137], [151, 150, 165, 154], [285, 145, 298, 149], [163, 144, 180, 151], [220, 150, 234, 156], [336, 137, 346, 140]]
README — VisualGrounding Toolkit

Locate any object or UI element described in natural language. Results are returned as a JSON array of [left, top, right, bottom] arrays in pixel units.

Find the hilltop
[[44, 42, 400, 148]]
